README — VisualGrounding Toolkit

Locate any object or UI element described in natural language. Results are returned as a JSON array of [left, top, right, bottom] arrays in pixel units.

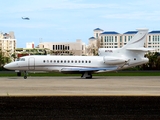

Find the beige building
[[146, 31, 160, 52], [39, 39, 86, 55], [89, 28, 160, 54], [87, 28, 103, 55], [0, 31, 16, 58]]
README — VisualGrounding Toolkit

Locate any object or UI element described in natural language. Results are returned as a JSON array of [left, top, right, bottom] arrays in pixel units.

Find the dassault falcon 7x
[[4, 29, 153, 79]]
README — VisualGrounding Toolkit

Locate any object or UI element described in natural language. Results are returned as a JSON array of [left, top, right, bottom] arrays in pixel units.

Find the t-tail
[[122, 28, 148, 49], [99, 28, 154, 68], [120, 28, 154, 68], [99, 28, 152, 55]]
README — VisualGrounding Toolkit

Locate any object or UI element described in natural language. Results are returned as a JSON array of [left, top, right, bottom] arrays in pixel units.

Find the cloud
[[102, 11, 160, 21], [3, 0, 109, 14]]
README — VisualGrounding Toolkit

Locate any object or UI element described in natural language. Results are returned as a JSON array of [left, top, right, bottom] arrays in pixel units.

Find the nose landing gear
[[24, 71, 28, 79]]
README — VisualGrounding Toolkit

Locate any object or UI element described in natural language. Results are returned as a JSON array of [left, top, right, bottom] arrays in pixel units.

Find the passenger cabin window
[[42, 59, 92, 64]]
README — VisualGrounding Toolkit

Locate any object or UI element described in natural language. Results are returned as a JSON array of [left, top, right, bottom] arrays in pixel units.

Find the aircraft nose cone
[[4, 64, 9, 70], [4, 64, 12, 70]]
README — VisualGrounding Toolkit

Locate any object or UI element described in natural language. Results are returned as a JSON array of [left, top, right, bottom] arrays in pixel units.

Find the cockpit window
[[20, 58, 25, 61], [16, 58, 25, 61], [16, 58, 20, 61]]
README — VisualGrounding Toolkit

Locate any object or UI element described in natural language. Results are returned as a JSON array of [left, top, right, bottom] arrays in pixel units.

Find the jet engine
[[103, 56, 127, 65]]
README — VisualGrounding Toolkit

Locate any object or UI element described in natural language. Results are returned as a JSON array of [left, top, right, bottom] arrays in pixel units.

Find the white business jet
[[4, 29, 153, 79]]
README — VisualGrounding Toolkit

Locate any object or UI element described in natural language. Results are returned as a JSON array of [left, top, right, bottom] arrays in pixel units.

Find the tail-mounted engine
[[103, 56, 128, 65]]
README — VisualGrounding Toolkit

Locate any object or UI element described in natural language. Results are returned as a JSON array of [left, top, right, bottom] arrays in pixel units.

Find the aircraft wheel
[[24, 76, 27, 79], [81, 73, 84, 78], [86, 74, 92, 79], [90, 75, 92, 79]]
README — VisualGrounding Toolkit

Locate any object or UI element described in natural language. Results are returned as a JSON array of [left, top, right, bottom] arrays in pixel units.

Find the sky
[[1, 0, 160, 48]]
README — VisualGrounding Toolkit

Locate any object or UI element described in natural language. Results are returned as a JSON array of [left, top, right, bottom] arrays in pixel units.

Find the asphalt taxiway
[[0, 76, 159, 96]]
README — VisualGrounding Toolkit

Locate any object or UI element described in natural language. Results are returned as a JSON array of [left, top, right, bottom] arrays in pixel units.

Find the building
[[39, 39, 86, 55], [100, 31, 121, 48], [89, 28, 160, 53], [87, 28, 103, 55], [0, 31, 16, 58], [147, 31, 160, 52], [26, 42, 34, 48]]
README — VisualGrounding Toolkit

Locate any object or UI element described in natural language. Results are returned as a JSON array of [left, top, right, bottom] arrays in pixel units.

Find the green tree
[[0, 49, 4, 67], [143, 52, 160, 70], [0, 49, 12, 67], [11, 53, 17, 61]]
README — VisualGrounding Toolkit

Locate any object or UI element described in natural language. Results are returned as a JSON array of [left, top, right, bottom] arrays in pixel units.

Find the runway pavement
[[0, 76, 160, 96]]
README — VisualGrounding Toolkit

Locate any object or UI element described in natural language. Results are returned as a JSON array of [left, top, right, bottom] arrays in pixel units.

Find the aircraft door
[[28, 57, 35, 70]]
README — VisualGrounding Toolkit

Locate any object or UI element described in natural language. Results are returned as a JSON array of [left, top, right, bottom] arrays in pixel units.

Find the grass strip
[[0, 71, 160, 77]]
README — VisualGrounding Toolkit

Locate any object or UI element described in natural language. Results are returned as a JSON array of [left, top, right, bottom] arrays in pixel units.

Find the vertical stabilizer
[[122, 28, 148, 49]]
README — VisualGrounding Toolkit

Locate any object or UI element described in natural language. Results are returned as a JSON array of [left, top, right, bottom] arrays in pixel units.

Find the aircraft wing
[[61, 67, 118, 73]]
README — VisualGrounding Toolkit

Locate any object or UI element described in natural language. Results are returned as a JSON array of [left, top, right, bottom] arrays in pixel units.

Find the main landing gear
[[81, 72, 92, 79], [24, 71, 28, 79]]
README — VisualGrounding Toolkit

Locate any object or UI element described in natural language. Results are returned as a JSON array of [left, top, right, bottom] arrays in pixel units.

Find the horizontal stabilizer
[[126, 48, 155, 51]]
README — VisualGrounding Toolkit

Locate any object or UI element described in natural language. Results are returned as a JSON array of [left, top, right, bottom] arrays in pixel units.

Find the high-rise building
[[0, 31, 16, 58]]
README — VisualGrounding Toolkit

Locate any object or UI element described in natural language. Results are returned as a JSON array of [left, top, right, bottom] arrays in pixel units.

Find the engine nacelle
[[103, 56, 127, 65]]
